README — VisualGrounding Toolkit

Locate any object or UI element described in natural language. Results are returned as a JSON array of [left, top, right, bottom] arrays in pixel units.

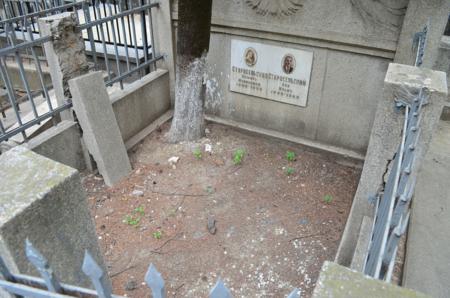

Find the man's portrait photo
[[244, 47, 257, 67], [282, 54, 295, 74]]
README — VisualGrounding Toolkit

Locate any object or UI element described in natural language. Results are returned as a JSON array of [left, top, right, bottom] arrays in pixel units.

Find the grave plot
[[82, 122, 361, 297]]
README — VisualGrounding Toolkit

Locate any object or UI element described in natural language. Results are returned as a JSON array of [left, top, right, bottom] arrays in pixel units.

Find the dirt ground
[[82, 122, 362, 297]]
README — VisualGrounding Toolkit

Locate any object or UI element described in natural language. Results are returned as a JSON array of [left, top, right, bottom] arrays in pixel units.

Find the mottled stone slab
[[313, 261, 429, 298]]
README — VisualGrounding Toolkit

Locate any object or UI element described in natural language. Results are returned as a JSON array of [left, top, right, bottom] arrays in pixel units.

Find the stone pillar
[[394, 0, 450, 68], [0, 146, 111, 291], [151, 0, 176, 104], [38, 12, 89, 120], [68, 71, 132, 186], [335, 63, 448, 267]]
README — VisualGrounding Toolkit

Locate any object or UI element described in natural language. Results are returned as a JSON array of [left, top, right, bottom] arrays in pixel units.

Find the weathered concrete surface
[[39, 12, 89, 120], [69, 71, 131, 186], [205, 33, 389, 154], [336, 63, 448, 266], [0, 146, 110, 290], [173, 0, 408, 57], [350, 216, 373, 272], [313, 261, 429, 298], [26, 120, 85, 171], [151, 0, 175, 103], [110, 69, 171, 143], [403, 120, 450, 298], [394, 0, 450, 68]]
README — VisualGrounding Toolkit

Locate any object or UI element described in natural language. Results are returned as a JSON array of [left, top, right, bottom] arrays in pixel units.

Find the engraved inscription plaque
[[230, 39, 313, 107]]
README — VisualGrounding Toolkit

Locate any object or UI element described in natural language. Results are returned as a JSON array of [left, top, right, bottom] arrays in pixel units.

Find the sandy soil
[[82, 122, 361, 297]]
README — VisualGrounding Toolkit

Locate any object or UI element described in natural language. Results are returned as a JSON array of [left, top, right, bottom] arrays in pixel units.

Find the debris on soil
[[205, 143, 212, 154], [83, 122, 362, 298], [168, 156, 180, 165], [131, 189, 144, 197], [124, 280, 138, 291], [207, 216, 217, 235]]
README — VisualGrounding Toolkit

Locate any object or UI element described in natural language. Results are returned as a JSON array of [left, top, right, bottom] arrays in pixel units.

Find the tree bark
[[168, 0, 213, 143]]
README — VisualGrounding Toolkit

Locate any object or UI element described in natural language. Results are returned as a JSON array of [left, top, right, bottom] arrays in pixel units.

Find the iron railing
[[0, 0, 161, 143], [364, 88, 427, 281], [0, 28, 70, 143], [363, 23, 430, 281], [0, 239, 302, 297], [79, 0, 163, 89]]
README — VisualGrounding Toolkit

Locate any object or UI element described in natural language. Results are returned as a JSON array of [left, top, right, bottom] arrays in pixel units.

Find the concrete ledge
[[313, 261, 429, 298], [205, 114, 365, 162], [111, 69, 171, 143], [26, 120, 85, 171], [350, 216, 373, 272], [125, 109, 173, 150]]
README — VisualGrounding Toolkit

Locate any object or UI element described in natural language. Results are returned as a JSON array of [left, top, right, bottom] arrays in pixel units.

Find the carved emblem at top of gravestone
[[245, 0, 304, 17]]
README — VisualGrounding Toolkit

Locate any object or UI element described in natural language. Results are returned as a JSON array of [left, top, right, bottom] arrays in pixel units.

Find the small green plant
[[123, 205, 145, 227], [323, 194, 333, 204], [233, 149, 245, 165], [153, 230, 162, 239], [285, 167, 295, 176], [193, 147, 202, 159], [123, 214, 140, 227], [205, 185, 214, 194], [285, 151, 296, 161]]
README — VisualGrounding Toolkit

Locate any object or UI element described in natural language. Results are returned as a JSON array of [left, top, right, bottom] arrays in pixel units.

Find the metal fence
[[0, 28, 68, 143], [0, 0, 161, 143], [363, 24, 429, 281], [0, 239, 302, 297], [363, 88, 427, 281]]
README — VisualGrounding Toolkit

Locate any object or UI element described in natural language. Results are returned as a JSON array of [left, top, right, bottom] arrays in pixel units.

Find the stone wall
[[171, 0, 410, 154]]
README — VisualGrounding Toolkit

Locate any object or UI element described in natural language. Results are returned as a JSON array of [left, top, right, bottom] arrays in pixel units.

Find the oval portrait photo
[[244, 47, 257, 67], [282, 54, 296, 74]]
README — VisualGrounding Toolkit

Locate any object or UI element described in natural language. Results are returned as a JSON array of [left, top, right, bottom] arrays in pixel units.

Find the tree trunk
[[168, 0, 213, 143]]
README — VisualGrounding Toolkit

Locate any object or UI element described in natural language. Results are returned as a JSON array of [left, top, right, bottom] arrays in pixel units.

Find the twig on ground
[[148, 188, 208, 197], [149, 232, 182, 254], [289, 232, 325, 242]]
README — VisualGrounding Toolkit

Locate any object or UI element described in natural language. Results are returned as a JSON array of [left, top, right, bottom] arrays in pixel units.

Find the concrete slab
[[0, 146, 110, 290], [313, 261, 429, 298], [69, 71, 131, 186], [403, 120, 450, 298]]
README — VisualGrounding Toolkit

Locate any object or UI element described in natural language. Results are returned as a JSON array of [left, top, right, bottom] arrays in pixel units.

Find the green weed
[[123, 205, 145, 227], [285, 167, 295, 176], [193, 148, 202, 159], [323, 194, 333, 203], [286, 151, 296, 161], [233, 149, 245, 165], [153, 230, 162, 239]]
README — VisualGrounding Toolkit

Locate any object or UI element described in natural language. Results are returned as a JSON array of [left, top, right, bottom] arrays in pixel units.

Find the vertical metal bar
[[0, 58, 27, 140], [147, 4, 156, 69], [25, 239, 63, 293], [113, 0, 121, 44], [94, 3, 112, 81], [102, 1, 110, 42], [140, 0, 148, 65], [145, 264, 166, 298], [118, 0, 130, 71], [26, 24, 52, 111], [8, 33, 39, 119], [106, 0, 123, 88], [83, 1, 98, 70], [129, 0, 140, 71], [82, 251, 112, 298]]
